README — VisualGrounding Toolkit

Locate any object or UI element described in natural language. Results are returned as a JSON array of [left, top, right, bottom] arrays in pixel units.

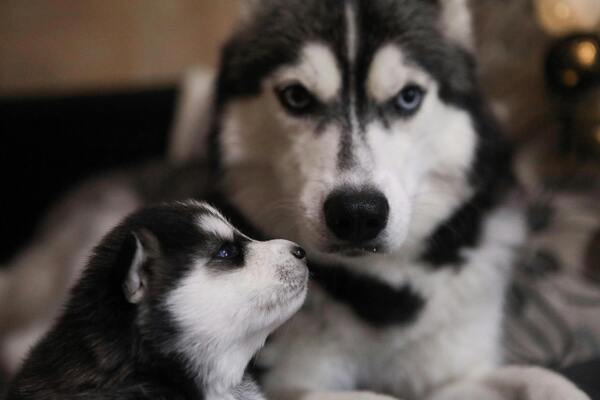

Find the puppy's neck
[[180, 331, 268, 399]]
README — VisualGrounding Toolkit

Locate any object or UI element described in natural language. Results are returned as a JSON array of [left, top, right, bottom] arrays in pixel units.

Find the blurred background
[[0, 0, 599, 396], [0, 0, 237, 94], [0, 0, 237, 261]]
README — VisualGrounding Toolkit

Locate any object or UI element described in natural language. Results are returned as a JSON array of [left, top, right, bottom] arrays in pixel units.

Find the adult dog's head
[[211, 0, 507, 264]]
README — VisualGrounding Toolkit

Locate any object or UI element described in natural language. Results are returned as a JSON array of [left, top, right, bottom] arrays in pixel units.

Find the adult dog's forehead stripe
[[345, 1, 359, 64], [337, 0, 360, 171]]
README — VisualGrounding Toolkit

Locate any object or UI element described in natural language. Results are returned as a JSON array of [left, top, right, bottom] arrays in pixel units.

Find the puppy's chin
[[279, 270, 309, 311], [282, 283, 308, 315], [259, 277, 308, 330], [279, 284, 308, 326]]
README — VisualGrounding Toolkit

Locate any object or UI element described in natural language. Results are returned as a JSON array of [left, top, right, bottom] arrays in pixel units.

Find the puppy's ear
[[437, 0, 474, 51], [123, 229, 160, 304]]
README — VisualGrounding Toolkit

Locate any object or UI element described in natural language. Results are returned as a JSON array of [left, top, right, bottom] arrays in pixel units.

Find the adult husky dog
[[207, 1, 589, 399], [0, 1, 590, 399]]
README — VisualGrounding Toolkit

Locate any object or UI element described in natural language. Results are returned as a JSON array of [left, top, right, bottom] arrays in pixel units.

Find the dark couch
[[0, 87, 177, 263]]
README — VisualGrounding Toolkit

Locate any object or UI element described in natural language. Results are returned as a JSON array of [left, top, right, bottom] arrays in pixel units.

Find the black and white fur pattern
[[208, 1, 590, 399], [0, 1, 591, 399], [6, 201, 308, 400]]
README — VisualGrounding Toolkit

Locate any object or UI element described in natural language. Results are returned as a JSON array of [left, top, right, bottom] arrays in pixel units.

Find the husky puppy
[[5, 201, 308, 400], [206, 1, 590, 399]]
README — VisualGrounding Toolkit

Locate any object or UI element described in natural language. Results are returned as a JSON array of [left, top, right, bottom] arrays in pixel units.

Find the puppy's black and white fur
[[6, 201, 308, 400]]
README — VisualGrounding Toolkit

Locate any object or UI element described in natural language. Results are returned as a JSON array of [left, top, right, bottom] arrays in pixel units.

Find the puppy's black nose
[[291, 246, 306, 259], [324, 189, 389, 244]]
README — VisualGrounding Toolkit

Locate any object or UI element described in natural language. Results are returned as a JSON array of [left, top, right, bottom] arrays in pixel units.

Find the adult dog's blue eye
[[215, 243, 239, 259], [395, 85, 425, 112]]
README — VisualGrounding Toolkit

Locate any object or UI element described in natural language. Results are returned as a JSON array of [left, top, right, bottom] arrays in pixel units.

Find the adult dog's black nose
[[324, 189, 389, 243]]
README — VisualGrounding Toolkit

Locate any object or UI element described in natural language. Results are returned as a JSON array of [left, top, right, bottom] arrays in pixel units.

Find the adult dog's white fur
[[210, 1, 590, 399]]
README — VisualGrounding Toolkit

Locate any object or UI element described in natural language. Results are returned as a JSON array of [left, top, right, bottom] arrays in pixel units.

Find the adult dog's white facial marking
[[198, 214, 235, 241], [367, 44, 432, 103], [361, 95, 478, 253], [274, 43, 341, 102]]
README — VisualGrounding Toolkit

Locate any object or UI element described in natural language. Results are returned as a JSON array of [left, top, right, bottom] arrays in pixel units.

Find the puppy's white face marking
[[198, 214, 235, 241], [165, 208, 308, 392], [274, 43, 341, 102], [220, 42, 477, 261], [170, 239, 306, 338]]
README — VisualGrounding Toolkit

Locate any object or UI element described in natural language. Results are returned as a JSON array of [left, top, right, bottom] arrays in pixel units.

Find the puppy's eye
[[215, 243, 240, 259], [395, 85, 425, 113], [276, 84, 315, 114]]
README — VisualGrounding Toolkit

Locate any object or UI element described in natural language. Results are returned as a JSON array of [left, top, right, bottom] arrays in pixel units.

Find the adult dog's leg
[[270, 390, 399, 400], [429, 366, 590, 400]]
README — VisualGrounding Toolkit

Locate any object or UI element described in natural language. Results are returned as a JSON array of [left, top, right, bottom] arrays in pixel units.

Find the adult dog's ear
[[238, 0, 264, 20], [123, 229, 160, 304], [437, 0, 474, 51]]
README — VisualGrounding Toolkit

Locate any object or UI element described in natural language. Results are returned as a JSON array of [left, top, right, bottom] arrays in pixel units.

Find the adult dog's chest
[[257, 207, 522, 397]]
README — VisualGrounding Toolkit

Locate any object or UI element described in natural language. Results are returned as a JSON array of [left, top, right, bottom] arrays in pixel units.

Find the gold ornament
[[573, 39, 599, 68], [535, 0, 600, 36]]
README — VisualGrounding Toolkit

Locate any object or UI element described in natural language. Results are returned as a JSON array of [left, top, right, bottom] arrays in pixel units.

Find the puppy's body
[[6, 202, 308, 400]]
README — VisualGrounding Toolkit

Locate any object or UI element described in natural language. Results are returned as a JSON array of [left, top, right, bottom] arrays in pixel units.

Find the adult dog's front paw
[[429, 366, 589, 400], [487, 366, 590, 400], [291, 391, 400, 400]]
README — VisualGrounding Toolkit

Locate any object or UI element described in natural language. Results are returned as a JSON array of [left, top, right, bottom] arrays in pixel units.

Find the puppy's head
[[119, 201, 308, 347]]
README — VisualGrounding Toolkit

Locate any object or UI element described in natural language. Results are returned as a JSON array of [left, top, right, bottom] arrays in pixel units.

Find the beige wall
[[0, 0, 238, 95]]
